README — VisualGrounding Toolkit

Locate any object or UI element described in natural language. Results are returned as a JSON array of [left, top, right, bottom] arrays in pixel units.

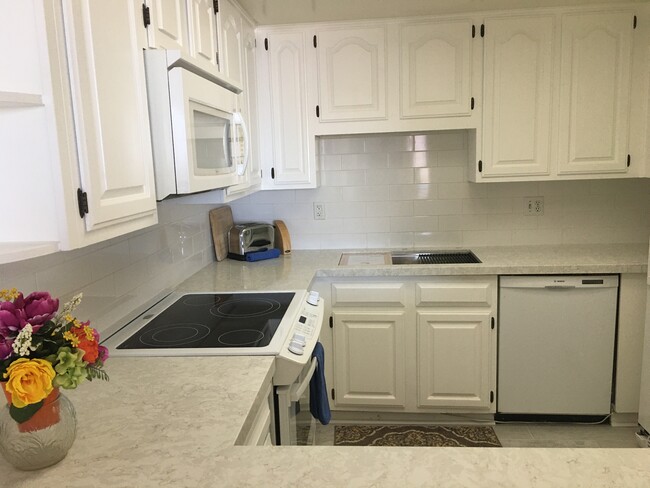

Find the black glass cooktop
[[117, 292, 295, 350]]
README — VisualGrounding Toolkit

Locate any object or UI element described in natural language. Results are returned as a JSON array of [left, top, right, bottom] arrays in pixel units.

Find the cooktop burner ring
[[182, 295, 223, 306], [138, 323, 211, 347], [209, 298, 282, 318], [217, 329, 265, 346]]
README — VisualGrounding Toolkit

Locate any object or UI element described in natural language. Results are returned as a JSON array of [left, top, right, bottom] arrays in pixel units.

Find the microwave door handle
[[289, 357, 318, 402], [223, 119, 232, 168], [233, 112, 249, 176]]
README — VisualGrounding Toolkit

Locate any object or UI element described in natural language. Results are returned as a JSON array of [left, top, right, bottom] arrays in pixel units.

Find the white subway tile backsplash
[[225, 131, 650, 250], [390, 184, 438, 201], [320, 170, 366, 187], [365, 134, 414, 153], [414, 231, 463, 248], [388, 151, 436, 168], [341, 153, 389, 170], [390, 216, 438, 233]]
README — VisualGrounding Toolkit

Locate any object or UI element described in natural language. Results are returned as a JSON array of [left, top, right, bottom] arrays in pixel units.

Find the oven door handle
[[290, 357, 318, 402]]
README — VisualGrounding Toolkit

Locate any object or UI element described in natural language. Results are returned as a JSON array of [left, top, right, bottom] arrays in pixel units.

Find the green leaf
[[9, 400, 44, 424]]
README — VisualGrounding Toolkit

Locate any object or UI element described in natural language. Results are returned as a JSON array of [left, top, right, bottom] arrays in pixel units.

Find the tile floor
[[313, 423, 641, 448]]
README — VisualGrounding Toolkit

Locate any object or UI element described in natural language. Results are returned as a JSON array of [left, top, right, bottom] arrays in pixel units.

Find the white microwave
[[144, 51, 249, 200]]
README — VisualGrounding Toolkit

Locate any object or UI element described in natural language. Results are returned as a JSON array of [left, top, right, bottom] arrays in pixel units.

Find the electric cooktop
[[116, 292, 296, 350]]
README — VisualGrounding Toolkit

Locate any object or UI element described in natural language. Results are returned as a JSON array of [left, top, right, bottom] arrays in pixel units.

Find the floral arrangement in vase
[[0, 288, 109, 425]]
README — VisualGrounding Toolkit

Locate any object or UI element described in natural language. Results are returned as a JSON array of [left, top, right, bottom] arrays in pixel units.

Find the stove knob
[[307, 291, 320, 306], [292, 333, 307, 346], [288, 341, 304, 355]]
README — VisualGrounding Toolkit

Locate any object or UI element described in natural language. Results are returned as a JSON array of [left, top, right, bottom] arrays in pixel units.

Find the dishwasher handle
[[544, 285, 576, 290]]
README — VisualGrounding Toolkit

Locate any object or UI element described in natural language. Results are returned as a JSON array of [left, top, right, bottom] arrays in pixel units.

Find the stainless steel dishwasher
[[497, 275, 618, 416]]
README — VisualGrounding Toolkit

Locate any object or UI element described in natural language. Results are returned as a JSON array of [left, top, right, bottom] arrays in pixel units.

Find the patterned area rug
[[334, 425, 502, 447]]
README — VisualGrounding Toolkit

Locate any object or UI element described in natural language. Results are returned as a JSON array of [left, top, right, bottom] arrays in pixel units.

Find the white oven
[[144, 50, 250, 200], [102, 290, 326, 446]]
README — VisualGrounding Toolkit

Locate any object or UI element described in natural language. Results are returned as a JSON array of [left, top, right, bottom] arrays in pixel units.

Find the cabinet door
[[417, 312, 491, 408], [146, 0, 186, 51], [482, 16, 554, 176], [219, 0, 243, 86], [63, 0, 157, 232], [399, 20, 472, 118], [557, 12, 633, 174], [266, 32, 313, 186], [316, 26, 387, 121], [332, 311, 406, 407], [186, 0, 219, 73]]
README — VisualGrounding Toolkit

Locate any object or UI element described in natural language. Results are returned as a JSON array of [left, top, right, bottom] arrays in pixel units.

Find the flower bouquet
[[0, 288, 109, 427]]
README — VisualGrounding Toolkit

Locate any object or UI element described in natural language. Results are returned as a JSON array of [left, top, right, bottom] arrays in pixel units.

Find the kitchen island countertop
[[3, 243, 650, 486]]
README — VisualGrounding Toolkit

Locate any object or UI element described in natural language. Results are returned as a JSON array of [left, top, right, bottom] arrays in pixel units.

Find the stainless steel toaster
[[228, 223, 275, 257]]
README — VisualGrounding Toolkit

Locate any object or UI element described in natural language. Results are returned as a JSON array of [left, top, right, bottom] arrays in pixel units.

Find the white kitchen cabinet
[[332, 311, 407, 408], [237, 382, 275, 446], [58, 0, 157, 234], [219, 0, 244, 87], [557, 11, 633, 175], [145, 0, 187, 51], [186, 0, 220, 74], [257, 29, 317, 189], [481, 15, 555, 177], [327, 277, 497, 414], [315, 26, 387, 122], [399, 19, 473, 118], [417, 312, 492, 409]]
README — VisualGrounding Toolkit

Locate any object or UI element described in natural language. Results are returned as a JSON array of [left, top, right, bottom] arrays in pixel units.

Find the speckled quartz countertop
[[2, 244, 650, 486]]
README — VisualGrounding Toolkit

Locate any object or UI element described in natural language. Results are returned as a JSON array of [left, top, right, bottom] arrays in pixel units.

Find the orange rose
[[72, 326, 99, 363], [4, 358, 55, 408]]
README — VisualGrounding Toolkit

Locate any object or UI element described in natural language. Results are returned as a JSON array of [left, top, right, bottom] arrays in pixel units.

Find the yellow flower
[[63, 330, 80, 347], [0, 288, 19, 301], [83, 325, 94, 341], [3, 358, 55, 408]]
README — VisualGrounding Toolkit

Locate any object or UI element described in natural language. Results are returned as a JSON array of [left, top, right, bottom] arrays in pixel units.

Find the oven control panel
[[288, 304, 319, 356], [274, 290, 325, 386]]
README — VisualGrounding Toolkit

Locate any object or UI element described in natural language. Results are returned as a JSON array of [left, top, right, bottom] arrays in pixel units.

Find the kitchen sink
[[391, 250, 481, 265]]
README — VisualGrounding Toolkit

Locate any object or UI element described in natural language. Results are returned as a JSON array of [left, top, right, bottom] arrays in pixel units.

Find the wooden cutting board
[[274, 220, 291, 254], [209, 206, 234, 261]]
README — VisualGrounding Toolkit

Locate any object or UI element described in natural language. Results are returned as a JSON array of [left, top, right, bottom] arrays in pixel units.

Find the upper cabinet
[[316, 26, 387, 122], [481, 15, 555, 177], [145, 0, 187, 51], [257, 30, 317, 189], [471, 7, 640, 182], [399, 20, 473, 118], [145, 0, 244, 91], [557, 11, 633, 175], [0, 0, 158, 263], [60, 1, 158, 235]]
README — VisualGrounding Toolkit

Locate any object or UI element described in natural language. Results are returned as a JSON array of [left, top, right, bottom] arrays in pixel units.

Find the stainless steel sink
[[391, 250, 481, 265]]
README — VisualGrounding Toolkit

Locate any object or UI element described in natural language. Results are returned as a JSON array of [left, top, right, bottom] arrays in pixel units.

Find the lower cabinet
[[332, 311, 407, 407], [328, 276, 497, 414], [238, 382, 275, 446]]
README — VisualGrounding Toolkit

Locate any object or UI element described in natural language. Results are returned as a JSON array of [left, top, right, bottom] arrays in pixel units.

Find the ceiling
[[237, 0, 645, 25]]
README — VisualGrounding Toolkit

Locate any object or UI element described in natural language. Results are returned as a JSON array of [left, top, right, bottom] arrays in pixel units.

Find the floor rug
[[334, 425, 502, 447]]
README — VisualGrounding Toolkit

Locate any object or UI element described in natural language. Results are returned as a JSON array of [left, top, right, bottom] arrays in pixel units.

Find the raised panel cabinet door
[[146, 0, 186, 51], [267, 32, 312, 185], [417, 312, 491, 408], [62, 0, 156, 231], [558, 11, 633, 174], [400, 20, 472, 118], [219, 0, 243, 86], [482, 16, 554, 176], [316, 26, 387, 121], [186, 0, 219, 73], [332, 311, 407, 407]]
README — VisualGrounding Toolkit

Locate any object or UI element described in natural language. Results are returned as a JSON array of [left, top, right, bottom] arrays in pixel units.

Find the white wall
[[230, 130, 650, 249], [0, 200, 216, 334]]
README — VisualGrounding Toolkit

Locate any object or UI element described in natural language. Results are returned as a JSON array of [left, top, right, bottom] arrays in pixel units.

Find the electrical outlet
[[524, 197, 544, 216], [313, 203, 325, 220]]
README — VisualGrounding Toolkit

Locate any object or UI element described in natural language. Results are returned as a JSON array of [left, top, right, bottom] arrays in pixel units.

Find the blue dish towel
[[245, 248, 281, 262], [309, 342, 331, 425]]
